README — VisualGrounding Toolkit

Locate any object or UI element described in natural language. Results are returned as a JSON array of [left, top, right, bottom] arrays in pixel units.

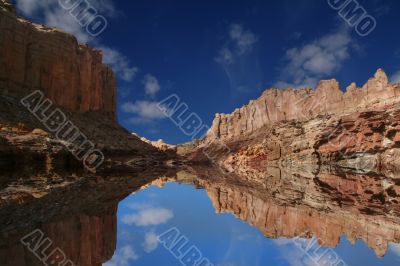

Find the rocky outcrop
[[207, 69, 399, 141], [132, 133, 177, 153], [189, 70, 400, 174], [0, 0, 116, 119]]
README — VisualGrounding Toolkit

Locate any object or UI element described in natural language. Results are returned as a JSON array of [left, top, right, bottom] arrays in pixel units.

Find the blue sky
[[13, 0, 400, 144], [103, 183, 400, 266]]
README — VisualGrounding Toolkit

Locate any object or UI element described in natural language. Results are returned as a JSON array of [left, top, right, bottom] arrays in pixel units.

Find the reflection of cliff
[[182, 167, 400, 257], [0, 207, 116, 266], [0, 167, 177, 266]]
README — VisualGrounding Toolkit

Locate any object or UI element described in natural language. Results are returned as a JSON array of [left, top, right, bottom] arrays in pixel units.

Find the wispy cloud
[[215, 23, 258, 65], [143, 74, 161, 97], [15, 0, 138, 82], [215, 24, 261, 93], [121, 100, 171, 124], [143, 231, 159, 253], [121, 207, 174, 226], [275, 26, 353, 89], [99, 46, 139, 82], [104, 245, 139, 266]]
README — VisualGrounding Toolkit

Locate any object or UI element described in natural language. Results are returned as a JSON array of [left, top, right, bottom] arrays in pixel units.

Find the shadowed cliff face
[[0, 166, 177, 266]]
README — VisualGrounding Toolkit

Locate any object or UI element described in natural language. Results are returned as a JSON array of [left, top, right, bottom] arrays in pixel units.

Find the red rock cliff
[[0, 0, 116, 119], [208, 69, 400, 141]]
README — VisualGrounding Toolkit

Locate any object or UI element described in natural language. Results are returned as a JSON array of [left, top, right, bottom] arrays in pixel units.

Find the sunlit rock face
[[207, 69, 399, 141], [0, 0, 116, 119], [185, 70, 400, 174], [182, 166, 400, 258]]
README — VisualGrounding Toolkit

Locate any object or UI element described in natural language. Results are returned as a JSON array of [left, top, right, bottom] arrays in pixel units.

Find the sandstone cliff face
[[191, 70, 400, 174], [0, 0, 116, 119], [207, 69, 399, 141]]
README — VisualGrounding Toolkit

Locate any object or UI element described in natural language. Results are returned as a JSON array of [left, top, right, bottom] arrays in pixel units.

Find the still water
[[105, 182, 400, 266], [0, 167, 399, 266]]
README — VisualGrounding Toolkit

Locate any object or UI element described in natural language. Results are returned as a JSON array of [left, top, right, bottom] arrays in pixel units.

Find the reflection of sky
[[104, 183, 400, 266]]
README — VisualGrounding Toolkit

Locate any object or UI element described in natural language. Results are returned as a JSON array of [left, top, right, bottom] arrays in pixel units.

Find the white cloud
[[215, 23, 258, 65], [216, 48, 234, 65], [104, 245, 138, 266], [15, 0, 53, 16], [143, 74, 161, 97], [275, 27, 353, 89], [99, 46, 139, 82], [45, 7, 93, 43], [215, 24, 261, 93], [143, 232, 159, 253], [390, 71, 400, 84], [229, 24, 258, 54], [121, 100, 171, 124], [15, 0, 138, 82], [121, 207, 173, 226]]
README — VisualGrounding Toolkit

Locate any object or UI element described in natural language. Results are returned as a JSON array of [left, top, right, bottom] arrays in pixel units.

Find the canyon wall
[[0, 0, 116, 119], [207, 69, 400, 141]]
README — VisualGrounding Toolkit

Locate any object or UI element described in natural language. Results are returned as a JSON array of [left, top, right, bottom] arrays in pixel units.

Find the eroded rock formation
[[186, 70, 400, 175], [207, 69, 400, 141]]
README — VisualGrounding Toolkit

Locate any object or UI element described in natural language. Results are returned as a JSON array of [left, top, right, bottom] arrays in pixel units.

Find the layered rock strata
[[207, 69, 399, 141], [188, 70, 400, 174], [0, 0, 116, 119]]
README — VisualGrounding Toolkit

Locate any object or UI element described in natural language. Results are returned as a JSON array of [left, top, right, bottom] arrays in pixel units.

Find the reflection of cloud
[[121, 208, 173, 226], [390, 243, 400, 256], [104, 245, 138, 266], [274, 238, 317, 266], [143, 232, 159, 253]]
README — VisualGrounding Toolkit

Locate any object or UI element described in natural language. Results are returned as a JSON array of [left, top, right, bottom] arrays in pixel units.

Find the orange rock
[[0, 2, 116, 120]]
